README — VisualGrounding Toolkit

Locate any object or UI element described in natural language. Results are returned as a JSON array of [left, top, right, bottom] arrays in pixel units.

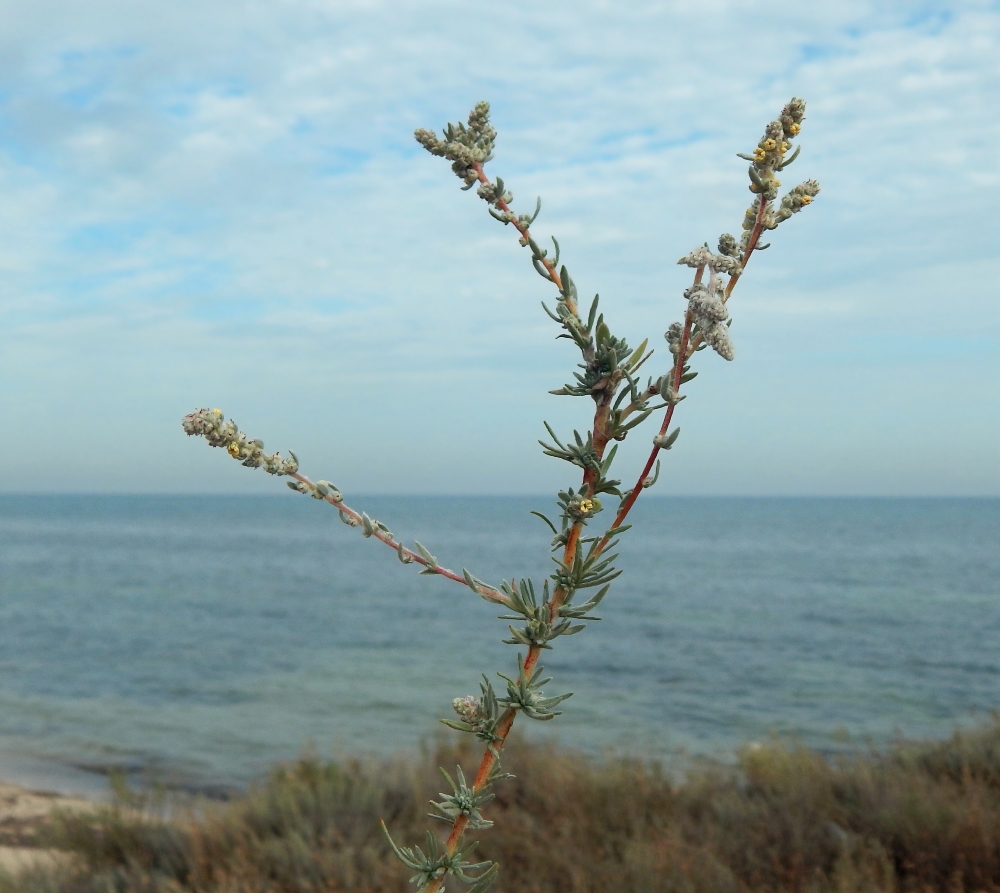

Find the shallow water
[[0, 495, 997, 792]]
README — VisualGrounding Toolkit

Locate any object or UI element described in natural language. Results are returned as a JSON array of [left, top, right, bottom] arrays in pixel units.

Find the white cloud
[[0, 0, 996, 494]]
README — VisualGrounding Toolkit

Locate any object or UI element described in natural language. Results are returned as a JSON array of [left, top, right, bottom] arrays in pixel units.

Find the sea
[[0, 495, 997, 797]]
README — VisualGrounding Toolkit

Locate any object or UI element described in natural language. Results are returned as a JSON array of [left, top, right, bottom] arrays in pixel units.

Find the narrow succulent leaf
[[619, 408, 653, 433], [527, 195, 542, 224], [439, 765, 458, 793], [533, 257, 553, 280], [586, 294, 599, 332], [379, 821, 421, 870], [530, 511, 558, 535], [777, 144, 801, 169], [642, 459, 661, 489], [540, 301, 561, 322], [466, 863, 499, 893], [627, 338, 648, 369], [601, 444, 618, 471], [413, 541, 438, 567]]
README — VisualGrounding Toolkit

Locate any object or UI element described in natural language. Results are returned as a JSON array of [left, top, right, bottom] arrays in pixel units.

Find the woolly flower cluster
[[414, 101, 496, 188], [675, 243, 740, 361], [181, 408, 299, 476], [452, 695, 481, 723], [768, 179, 821, 227], [737, 97, 820, 256], [744, 97, 806, 201]]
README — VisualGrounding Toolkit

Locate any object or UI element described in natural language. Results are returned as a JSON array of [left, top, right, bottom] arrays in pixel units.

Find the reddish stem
[[425, 375, 611, 893], [288, 472, 509, 601], [602, 196, 772, 546], [471, 163, 575, 315]]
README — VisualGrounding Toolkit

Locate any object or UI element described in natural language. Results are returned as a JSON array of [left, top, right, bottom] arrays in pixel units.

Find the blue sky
[[0, 0, 997, 495]]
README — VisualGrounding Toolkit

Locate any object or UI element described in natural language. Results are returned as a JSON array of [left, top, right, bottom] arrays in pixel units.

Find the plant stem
[[603, 195, 773, 542], [424, 365, 615, 893], [287, 472, 507, 601], [598, 313, 694, 550], [471, 163, 576, 316]]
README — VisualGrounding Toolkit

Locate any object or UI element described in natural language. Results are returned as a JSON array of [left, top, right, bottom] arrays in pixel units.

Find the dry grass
[[3, 718, 1000, 893]]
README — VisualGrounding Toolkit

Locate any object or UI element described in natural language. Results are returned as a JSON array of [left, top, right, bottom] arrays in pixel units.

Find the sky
[[0, 0, 997, 496]]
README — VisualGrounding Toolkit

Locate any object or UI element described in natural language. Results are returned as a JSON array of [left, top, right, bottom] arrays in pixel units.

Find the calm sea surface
[[0, 495, 997, 794]]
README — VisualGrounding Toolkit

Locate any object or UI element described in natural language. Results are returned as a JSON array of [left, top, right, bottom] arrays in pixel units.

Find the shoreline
[[0, 778, 97, 875], [0, 751, 113, 802]]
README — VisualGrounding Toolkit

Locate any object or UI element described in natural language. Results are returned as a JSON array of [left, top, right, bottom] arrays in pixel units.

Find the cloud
[[0, 0, 996, 494]]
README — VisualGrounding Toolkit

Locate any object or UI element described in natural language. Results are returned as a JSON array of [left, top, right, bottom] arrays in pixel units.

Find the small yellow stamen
[[801, 195, 813, 205], [227, 442, 241, 457], [752, 147, 766, 160], [779, 141, 788, 154], [579, 499, 594, 513], [774, 179, 781, 187], [763, 138, 776, 150], [788, 123, 801, 135]]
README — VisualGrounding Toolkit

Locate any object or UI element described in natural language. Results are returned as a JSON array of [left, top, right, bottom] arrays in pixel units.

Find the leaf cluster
[[428, 765, 496, 830], [496, 578, 587, 650], [497, 654, 572, 722], [380, 823, 497, 893]]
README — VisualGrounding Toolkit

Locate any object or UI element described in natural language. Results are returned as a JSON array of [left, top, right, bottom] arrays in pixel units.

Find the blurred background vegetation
[[3, 717, 999, 893]]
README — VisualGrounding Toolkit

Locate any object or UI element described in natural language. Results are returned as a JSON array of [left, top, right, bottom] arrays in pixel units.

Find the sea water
[[0, 495, 997, 793]]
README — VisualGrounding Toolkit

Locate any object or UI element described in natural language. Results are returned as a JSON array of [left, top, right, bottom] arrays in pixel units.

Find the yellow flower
[[227, 442, 241, 457], [787, 123, 801, 135], [763, 138, 776, 150], [579, 499, 594, 514], [801, 195, 813, 205], [752, 147, 766, 161]]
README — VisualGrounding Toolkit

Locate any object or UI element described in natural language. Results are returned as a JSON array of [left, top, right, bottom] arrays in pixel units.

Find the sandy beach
[[0, 780, 96, 874]]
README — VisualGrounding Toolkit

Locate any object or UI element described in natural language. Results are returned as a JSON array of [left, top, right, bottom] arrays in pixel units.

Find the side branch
[[610, 192, 772, 534], [470, 163, 572, 312], [287, 472, 505, 598], [180, 408, 505, 603]]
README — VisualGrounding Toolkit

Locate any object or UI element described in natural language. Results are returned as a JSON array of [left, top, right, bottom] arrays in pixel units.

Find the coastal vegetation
[[3, 718, 1000, 893]]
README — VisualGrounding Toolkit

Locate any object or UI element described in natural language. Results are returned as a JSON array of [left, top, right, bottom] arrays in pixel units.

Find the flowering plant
[[183, 98, 818, 892]]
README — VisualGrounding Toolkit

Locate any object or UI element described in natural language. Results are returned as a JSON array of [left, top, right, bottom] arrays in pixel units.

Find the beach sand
[[0, 780, 97, 874]]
